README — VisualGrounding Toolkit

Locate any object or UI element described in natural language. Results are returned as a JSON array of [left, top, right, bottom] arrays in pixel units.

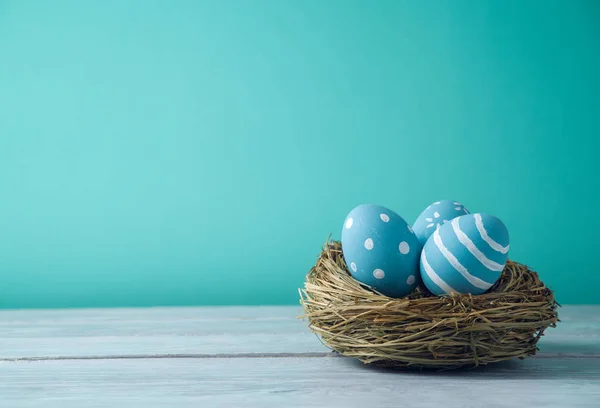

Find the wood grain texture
[[0, 306, 598, 407], [1, 357, 599, 408], [0, 306, 326, 357], [0, 305, 598, 358]]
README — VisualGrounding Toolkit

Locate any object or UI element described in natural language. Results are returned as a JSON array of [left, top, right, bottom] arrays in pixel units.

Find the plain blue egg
[[341, 204, 422, 298], [420, 213, 510, 296], [412, 200, 470, 246]]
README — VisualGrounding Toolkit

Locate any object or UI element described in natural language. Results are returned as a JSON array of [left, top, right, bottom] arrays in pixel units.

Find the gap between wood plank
[[2, 352, 600, 362]]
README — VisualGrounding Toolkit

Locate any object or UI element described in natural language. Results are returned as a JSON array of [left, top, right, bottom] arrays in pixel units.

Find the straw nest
[[299, 239, 559, 369]]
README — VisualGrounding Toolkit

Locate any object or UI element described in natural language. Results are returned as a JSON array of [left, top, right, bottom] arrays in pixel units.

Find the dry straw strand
[[299, 239, 559, 369]]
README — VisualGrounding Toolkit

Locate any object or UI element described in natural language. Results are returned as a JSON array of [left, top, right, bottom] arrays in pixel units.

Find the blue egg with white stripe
[[341, 204, 422, 298], [419, 213, 510, 296], [412, 200, 470, 246]]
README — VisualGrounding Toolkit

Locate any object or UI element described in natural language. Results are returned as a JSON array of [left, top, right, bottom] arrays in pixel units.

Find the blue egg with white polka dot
[[419, 213, 510, 296], [412, 200, 470, 246], [341, 204, 422, 298]]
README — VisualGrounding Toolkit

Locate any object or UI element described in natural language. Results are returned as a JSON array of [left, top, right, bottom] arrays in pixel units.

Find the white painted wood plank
[[0, 305, 301, 324], [0, 357, 598, 408], [0, 306, 328, 358], [537, 305, 600, 355], [0, 305, 597, 358]]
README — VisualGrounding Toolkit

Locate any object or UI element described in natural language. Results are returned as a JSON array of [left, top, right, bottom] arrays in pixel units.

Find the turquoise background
[[0, 0, 598, 308]]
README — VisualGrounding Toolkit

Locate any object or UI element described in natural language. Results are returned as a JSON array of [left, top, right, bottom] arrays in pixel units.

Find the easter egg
[[412, 200, 470, 246], [420, 213, 510, 296], [341, 204, 421, 298]]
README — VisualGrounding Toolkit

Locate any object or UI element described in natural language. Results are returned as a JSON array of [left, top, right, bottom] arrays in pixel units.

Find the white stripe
[[433, 229, 493, 290], [421, 251, 457, 295], [451, 218, 505, 272], [474, 214, 510, 254]]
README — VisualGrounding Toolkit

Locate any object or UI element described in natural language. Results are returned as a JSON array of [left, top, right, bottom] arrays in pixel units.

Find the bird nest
[[299, 239, 559, 370]]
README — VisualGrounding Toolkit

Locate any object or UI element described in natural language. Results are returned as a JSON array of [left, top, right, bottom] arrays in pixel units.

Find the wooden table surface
[[0, 305, 598, 407]]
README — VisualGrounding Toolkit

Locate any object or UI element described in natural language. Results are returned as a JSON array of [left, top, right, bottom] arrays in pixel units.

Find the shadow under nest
[[299, 240, 559, 370]]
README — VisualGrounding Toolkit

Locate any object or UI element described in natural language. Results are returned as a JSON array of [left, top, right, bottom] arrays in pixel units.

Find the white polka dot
[[434, 212, 440, 218], [380, 213, 390, 222], [453, 202, 460, 205], [433, 201, 441, 204], [399, 241, 410, 254], [408, 225, 413, 233], [406, 275, 415, 285], [350, 262, 357, 272], [455, 207, 462, 211], [373, 269, 385, 279], [425, 217, 433, 222], [345, 218, 353, 229], [364, 238, 374, 250]]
